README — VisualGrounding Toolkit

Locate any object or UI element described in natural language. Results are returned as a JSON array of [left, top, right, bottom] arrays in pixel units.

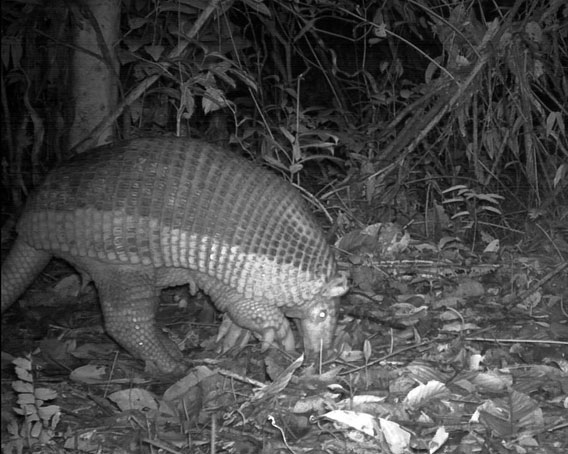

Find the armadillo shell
[[18, 137, 337, 309]]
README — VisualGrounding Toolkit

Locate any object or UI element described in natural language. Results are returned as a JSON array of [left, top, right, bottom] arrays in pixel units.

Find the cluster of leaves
[[2, 356, 61, 454], [3, 315, 565, 453]]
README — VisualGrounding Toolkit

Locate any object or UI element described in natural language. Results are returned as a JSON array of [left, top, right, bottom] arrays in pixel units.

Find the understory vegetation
[[1, 1, 566, 453]]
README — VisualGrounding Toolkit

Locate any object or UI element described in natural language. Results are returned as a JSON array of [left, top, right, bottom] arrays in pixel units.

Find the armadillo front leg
[[86, 263, 186, 375], [196, 275, 296, 353]]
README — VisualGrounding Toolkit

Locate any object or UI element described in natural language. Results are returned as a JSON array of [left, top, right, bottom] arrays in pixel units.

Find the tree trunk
[[69, 0, 120, 149]]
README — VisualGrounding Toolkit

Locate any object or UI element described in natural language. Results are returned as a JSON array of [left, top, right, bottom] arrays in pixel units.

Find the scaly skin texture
[[1, 137, 347, 374]]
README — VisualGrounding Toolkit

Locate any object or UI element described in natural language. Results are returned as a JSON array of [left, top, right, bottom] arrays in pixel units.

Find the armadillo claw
[[278, 321, 296, 351], [259, 328, 275, 352], [256, 315, 296, 352], [216, 314, 296, 354], [258, 319, 296, 352], [216, 315, 252, 352]]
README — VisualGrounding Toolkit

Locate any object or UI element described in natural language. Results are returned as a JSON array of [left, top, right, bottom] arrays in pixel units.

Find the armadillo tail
[[1, 240, 51, 313]]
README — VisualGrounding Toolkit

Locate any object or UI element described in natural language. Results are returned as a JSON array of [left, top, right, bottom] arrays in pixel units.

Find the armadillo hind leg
[[1, 240, 51, 313], [86, 263, 186, 375]]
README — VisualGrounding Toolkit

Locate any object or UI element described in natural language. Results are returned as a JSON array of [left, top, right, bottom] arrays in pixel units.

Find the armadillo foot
[[277, 322, 296, 351], [248, 313, 295, 352], [226, 317, 295, 353], [216, 315, 252, 352], [215, 313, 296, 354], [259, 322, 296, 352], [258, 329, 275, 352], [219, 293, 297, 353], [199, 277, 298, 354]]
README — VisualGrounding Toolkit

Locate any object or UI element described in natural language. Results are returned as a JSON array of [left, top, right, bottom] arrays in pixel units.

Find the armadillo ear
[[322, 273, 349, 298]]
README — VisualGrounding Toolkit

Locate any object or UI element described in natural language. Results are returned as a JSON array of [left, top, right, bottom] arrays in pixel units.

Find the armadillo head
[[293, 275, 349, 360]]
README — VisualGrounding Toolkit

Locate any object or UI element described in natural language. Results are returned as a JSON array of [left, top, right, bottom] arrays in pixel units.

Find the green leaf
[[35, 388, 58, 401], [480, 205, 502, 214], [12, 381, 33, 393]]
